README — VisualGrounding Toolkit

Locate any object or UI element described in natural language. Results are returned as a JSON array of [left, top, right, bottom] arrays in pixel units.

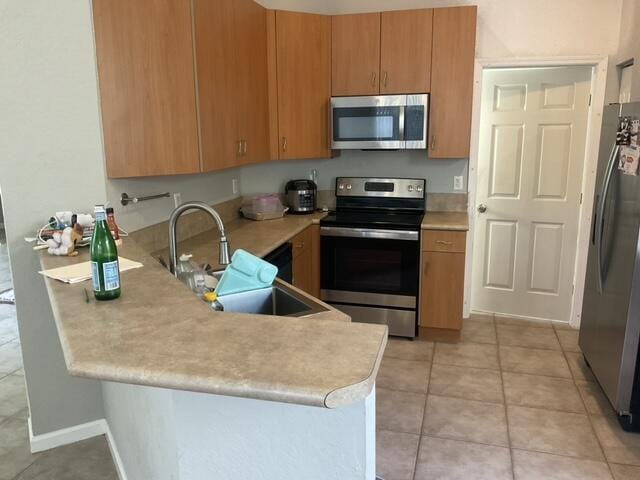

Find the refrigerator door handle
[[596, 143, 620, 293]]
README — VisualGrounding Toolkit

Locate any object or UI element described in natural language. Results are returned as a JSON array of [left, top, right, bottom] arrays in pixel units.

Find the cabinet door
[[331, 13, 381, 96], [291, 226, 316, 296], [93, 0, 200, 178], [235, 0, 271, 166], [276, 11, 331, 160], [380, 9, 433, 95], [420, 251, 465, 330], [310, 224, 321, 298], [293, 248, 314, 295], [429, 6, 477, 158], [193, 0, 241, 172]]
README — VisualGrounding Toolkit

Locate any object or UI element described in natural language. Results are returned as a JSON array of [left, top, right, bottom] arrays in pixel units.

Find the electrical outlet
[[453, 176, 464, 191], [173, 193, 182, 208], [232, 178, 239, 195]]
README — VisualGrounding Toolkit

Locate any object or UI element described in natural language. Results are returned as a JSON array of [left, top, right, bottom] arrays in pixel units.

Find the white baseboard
[[28, 417, 107, 453], [28, 417, 128, 480], [103, 419, 128, 480]]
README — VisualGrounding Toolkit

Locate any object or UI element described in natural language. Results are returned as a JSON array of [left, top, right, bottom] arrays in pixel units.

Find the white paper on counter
[[39, 257, 143, 284]]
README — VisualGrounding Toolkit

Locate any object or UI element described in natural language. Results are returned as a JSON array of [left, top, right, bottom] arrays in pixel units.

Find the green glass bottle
[[91, 205, 121, 300]]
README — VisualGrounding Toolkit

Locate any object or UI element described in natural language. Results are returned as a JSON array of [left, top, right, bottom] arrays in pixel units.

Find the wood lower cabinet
[[93, 0, 201, 178], [429, 6, 477, 159], [291, 225, 320, 297], [331, 13, 381, 96], [274, 11, 331, 160], [420, 230, 466, 330], [380, 9, 433, 94]]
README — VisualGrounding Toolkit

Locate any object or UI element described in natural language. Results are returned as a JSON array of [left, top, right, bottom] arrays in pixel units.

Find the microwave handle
[[399, 106, 405, 141]]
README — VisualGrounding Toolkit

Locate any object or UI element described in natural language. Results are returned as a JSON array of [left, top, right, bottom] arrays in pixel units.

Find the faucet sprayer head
[[219, 237, 231, 265]]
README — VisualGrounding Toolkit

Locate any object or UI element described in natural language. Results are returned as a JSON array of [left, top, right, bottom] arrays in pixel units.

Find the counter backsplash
[[130, 196, 243, 254], [314, 191, 467, 213], [129, 191, 468, 254]]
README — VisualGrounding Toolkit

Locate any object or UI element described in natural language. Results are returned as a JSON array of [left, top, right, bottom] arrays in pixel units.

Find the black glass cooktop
[[320, 209, 424, 230]]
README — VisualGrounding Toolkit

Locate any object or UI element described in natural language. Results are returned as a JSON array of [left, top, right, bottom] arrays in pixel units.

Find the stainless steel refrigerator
[[580, 102, 640, 432]]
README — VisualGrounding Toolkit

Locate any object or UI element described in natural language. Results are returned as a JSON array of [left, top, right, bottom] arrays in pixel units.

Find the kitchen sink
[[206, 270, 328, 318]]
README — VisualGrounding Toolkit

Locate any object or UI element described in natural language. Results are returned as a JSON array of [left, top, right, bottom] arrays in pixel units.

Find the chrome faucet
[[168, 201, 231, 275]]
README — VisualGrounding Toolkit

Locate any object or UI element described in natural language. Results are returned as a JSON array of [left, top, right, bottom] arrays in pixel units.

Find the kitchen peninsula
[[39, 236, 386, 480]]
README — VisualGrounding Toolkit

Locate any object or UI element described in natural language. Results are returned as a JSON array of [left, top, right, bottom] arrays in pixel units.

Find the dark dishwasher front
[[264, 242, 293, 283]]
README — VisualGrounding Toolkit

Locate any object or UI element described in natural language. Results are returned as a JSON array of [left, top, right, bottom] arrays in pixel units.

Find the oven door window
[[321, 236, 418, 295], [332, 106, 401, 142]]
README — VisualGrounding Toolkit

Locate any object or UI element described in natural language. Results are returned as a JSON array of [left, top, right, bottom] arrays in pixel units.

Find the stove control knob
[[417, 185, 423, 192], [338, 184, 345, 190], [346, 184, 352, 190], [408, 185, 414, 192]]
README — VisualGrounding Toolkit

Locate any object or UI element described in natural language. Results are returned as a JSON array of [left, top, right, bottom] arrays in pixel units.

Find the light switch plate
[[454, 176, 464, 191], [232, 178, 239, 195]]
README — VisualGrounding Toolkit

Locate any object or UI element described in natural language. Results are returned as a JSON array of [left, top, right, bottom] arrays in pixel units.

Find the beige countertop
[[39, 232, 387, 409], [422, 211, 469, 231], [154, 211, 327, 269]]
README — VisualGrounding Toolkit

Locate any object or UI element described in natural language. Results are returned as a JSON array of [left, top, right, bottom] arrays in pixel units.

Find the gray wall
[[616, 0, 640, 102], [106, 169, 242, 233], [240, 151, 468, 195], [0, 0, 106, 434]]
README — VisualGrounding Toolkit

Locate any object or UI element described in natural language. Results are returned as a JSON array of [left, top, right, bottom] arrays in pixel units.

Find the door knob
[[477, 204, 487, 213]]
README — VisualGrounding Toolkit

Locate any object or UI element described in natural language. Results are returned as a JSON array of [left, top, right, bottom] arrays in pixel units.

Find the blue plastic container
[[215, 249, 278, 296]]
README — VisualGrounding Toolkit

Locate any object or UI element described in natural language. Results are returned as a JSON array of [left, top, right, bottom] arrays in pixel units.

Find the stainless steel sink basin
[[207, 270, 328, 318]]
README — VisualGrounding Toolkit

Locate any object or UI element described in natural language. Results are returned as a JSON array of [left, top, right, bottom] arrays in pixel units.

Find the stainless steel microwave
[[330, 94, 429, 150]]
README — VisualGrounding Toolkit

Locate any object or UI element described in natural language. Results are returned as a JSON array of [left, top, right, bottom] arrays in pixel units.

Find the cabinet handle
[[294, 243, 304, 249], [430, 135, 436, 150], [237, 140, 243, 155], [242, 140, 247, 155], [435, 240, 453, 246], [382, 71, 388, 87], [282, 137, 287, 152], [371, 72, 377, 86]]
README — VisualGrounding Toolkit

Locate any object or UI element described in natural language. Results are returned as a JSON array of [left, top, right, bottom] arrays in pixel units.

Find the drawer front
[[291, 226, 313, 258], [422, 230, 466, 253]]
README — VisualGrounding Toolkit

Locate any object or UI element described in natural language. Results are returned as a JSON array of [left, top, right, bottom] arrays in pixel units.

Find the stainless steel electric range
[[320, 177, 426, 338]]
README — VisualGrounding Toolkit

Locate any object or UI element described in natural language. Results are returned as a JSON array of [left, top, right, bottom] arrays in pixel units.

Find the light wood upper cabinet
[[235, 0, 271, 166], [331, 13, 381, 96], [275, 11, 331, 160], [429, 6, 477, 158], [94, 2, 477, 177], [194, 0, 270, 171], [93, 0, 200, 178], [380, 9, 433, 95], [193, 0, 238, 172]]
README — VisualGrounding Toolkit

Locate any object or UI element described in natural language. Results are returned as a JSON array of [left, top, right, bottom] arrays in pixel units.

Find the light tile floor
[[0, 304, 118, 480], [376, 314, 640, 480]]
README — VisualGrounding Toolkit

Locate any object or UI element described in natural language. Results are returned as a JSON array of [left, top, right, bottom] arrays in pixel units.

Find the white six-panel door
[[472, 66, 592, 321]]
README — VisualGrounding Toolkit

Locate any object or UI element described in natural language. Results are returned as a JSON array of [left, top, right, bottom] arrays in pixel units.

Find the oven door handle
[[320, 226, 419, 241]]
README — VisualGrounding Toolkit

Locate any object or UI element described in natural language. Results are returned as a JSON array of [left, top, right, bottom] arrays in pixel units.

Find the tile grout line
[[410, 341, 436, 480], [551, 325, 615, 478], [380, 384, 505, 405], [495, 313, 517, 480]]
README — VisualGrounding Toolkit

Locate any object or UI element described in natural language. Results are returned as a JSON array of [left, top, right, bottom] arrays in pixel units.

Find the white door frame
[[465, 56, 609, 328]]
